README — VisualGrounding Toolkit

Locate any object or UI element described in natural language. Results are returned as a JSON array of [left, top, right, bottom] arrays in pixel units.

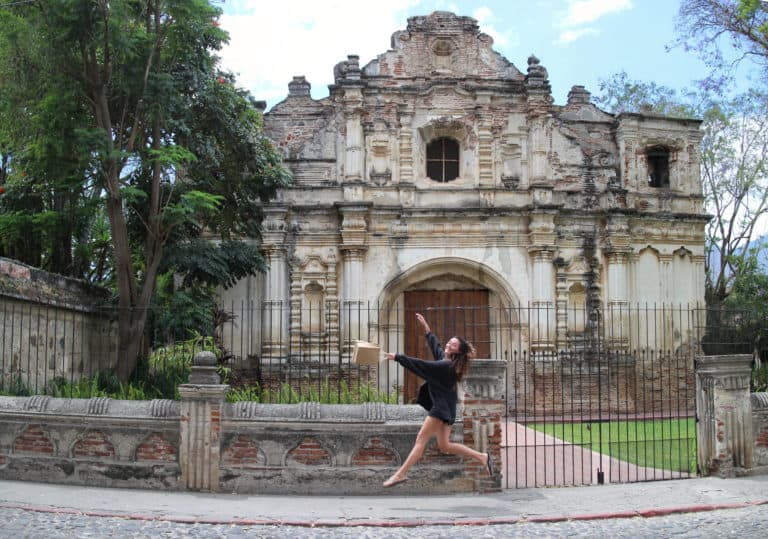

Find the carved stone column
[[397, 109, 414, 185], [341, 58, 364, 185], [462, 359, 505, 492], [554, 258, 569, 349], [261, 206, 290, 357], [179, 351, 229, 491], [605, 215, 631, 350], [528, 211, 557, 352], [696, 354, 754, 477], [476, 92, 494, 188], [337, 202, 371, 349], [525, 55, 551, 184]]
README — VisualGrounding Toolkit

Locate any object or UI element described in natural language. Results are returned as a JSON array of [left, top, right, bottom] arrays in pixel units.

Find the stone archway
[[376, 257, 523, 402]]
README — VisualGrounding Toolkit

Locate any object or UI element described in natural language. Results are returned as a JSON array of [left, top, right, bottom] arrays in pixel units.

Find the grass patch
[[529, 418, 697, 473]]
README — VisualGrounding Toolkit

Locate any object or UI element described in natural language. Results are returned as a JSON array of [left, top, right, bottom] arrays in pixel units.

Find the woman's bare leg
[[435, 422, 489, 467], [383, 416, 443, 486]]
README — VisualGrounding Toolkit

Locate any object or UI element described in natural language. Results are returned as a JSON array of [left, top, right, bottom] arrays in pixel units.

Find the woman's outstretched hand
[[416, 312, 430, 334], [385, 352, 396, 361]]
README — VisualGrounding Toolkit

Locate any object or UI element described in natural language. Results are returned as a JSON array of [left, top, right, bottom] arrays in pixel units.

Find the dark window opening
[[426, 137, 460, 182], [647, 147, 670, 188]]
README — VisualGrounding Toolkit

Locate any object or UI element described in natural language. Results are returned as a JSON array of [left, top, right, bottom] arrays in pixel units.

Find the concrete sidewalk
[[0, 476, 766, 527]]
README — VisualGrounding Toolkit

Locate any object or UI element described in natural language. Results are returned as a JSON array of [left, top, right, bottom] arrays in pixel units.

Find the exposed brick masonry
[[73, 430, 115, 459], [13, 425, 54, 455], [135, 433, 177, 462]]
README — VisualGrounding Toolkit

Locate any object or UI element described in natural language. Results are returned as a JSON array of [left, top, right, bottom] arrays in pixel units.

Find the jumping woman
[[383, 312, 494, 487]]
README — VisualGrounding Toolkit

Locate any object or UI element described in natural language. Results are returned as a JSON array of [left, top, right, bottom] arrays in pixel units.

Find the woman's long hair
[[449, 337, 476, 381]]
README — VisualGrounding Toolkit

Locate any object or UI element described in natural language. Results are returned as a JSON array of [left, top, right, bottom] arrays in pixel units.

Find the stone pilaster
[[262, 205, 290, 357], [462, 359, 505, 492], [604, 215, 631, 350], [695, 354, 754, 477], [397, 108, 414, 185], [476, 92, 494, 188], [336, 202, 371, 348], [528, 211, 557, 352], [179, 351, 229, 491]]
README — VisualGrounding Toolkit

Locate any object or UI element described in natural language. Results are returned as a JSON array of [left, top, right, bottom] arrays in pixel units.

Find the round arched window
[[426, 137, 459, 182]]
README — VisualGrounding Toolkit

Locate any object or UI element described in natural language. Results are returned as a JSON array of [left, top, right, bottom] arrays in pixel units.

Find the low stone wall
[[0, 394, 495, 495], [752, 392, 768, 473], [0, 395, 180, 489]]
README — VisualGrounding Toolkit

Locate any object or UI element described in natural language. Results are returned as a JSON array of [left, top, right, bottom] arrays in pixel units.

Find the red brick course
[[286, 437, 331, 466], [135, 433, 177, 462], [13, 425, 54, 455], [73, 430, 115, 459], [756, 426, 768, 447], [223, 435, 266, 468], [351, 437, 399, 466]]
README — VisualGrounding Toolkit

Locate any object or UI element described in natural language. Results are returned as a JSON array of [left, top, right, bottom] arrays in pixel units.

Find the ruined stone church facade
[[221, 12, 706, 374]]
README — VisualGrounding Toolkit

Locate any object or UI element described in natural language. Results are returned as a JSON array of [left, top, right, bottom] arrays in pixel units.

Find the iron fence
[[0, 300, 761, 403], [3, 298, 764, 488]]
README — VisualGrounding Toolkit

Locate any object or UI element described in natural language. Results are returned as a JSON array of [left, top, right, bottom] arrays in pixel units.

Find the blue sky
[[217, 1, 730, 110]]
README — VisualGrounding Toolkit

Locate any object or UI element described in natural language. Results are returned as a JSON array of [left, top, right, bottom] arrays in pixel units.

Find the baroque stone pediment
[[363, 11, 524, 81]]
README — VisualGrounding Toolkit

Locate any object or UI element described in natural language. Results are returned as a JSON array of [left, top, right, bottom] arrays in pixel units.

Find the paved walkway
[[501, 421, 691, 487], [1, 475, 766, 528]]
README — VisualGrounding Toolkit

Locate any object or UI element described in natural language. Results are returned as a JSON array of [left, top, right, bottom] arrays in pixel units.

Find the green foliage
[[753, 362, 768, 392], [161, 239, 266, 290], [0, 1, 291, 381], [225, 378, 399, 405], [0, 374, 31, 397], [594, 71, 697, 117], [152, 278, 217, 343], [677, 0, 768, 89]]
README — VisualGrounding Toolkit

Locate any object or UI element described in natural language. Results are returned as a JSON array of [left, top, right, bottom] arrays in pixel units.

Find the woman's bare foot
[[382, 475, 408, 488]]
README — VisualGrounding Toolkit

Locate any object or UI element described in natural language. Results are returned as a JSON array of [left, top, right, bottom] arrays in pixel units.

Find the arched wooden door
[[403, 289, 490, 403]]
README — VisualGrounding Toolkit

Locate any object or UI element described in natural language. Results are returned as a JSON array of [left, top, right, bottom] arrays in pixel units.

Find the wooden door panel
[[402, 290, 489, 403]]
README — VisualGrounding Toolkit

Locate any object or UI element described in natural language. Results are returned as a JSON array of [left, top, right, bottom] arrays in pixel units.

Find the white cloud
[[218, 0, 421, 107], [557, 0, 632, 28], [472, 6, 517, 48], [552, 0, 631, 45], [217, 2, 524, 107], [556, 27, 599, 45]]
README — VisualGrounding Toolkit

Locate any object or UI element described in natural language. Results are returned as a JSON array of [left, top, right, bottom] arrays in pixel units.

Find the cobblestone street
[[1, 504, 766, 538]]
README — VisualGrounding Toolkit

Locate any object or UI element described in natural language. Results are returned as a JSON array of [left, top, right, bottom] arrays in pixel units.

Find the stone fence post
[[179, 351, 229, 491], [462, 359, 505, 491], [695, 354, 753, 477]]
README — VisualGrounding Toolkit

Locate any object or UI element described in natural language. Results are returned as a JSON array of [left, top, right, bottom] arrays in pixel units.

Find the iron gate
[[500, 304, 699, 488]]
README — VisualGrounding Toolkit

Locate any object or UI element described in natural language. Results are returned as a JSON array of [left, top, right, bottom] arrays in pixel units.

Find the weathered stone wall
[[0, 396, 180, 488], [752, 392, 768, 472], [0, 397, 488, 494], [0, 353, 505, 494], [0, 257, 117, 392]]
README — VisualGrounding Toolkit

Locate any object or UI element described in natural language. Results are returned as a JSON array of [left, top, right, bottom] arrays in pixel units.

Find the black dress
[[394, 332, 459, 425]]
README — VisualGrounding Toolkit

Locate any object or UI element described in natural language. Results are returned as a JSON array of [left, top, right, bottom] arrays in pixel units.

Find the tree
[[699, 91, 768, 304], [0, 1, 290, 381], [675, 0, 768, 89], [595, 73, 768, 306], [593, 70, 696, 117]]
